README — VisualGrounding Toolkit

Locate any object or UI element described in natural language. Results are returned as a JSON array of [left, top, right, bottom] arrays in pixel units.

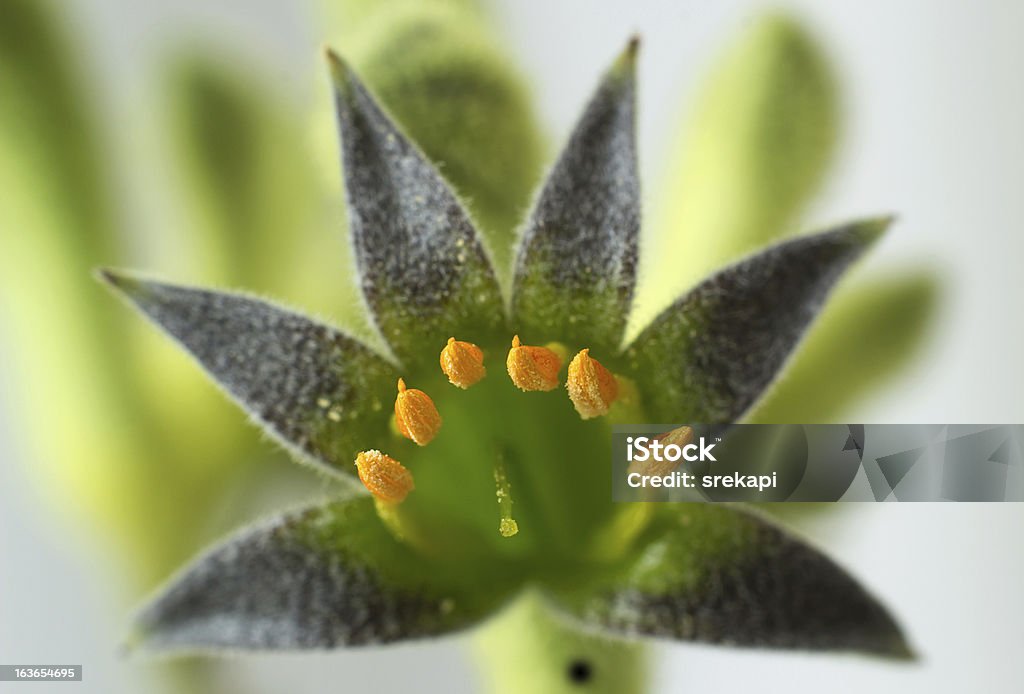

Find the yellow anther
[[506, 335, 563, 392], [566, 349, 619, 419], [439, 337, 486, 389], [394, 378, 442, 446], [355, 450, 414, 503]]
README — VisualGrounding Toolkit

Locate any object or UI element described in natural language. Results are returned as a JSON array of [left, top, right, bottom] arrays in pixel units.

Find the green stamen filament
[[494, 459, 519, 538]]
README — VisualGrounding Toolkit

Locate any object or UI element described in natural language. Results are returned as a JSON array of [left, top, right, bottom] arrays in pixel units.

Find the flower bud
[[638, 13, 837, 328]]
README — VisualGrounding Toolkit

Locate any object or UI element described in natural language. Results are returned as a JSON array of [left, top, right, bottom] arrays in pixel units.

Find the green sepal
[[512, 40, 640, 353], [750, 270, 941, 422], [547, 505, 913, 659], [330, 0, 545, 267], [130, 495, 512, 651], [328, 52, 506, 367], [624, 219, 888, 423], [100, 272, 398, 478]]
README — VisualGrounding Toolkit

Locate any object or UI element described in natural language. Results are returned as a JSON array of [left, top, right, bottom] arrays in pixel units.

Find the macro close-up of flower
[[5, 1, 1024, 693], [101, 42, 909, 692]]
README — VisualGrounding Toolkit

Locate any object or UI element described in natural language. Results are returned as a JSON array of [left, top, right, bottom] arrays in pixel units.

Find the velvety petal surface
[[328, 52, 505, 365], [548, 505, 911, 658], [623, 218, 889, 423], [130, 496, 509, 651], [100, 271, 397, 477], [750, 270, 940, 422], [511, 40, 640, 352]]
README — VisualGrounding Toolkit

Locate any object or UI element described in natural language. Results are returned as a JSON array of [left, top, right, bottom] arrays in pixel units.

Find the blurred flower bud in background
[[314, 0, 546, 273], [634, 12, 939, 425]]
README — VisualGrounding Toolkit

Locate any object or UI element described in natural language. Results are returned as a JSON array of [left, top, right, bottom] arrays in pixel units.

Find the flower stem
[[471, 591, 649, 693]]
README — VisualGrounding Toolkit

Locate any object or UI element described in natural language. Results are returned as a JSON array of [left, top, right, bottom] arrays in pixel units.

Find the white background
[[1, 1, 1022, 692]]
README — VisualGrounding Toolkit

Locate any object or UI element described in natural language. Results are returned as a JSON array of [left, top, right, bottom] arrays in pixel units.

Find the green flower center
[[366, 333, 650, 584]]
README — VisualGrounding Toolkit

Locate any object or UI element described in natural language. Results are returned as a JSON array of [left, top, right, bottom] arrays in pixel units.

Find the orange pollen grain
[[394, 378, 442, 446], [439, 337, 486, 389], [566, 348, 619, 419], [506, 335, 563, 392], [354, 449, 414, 503]]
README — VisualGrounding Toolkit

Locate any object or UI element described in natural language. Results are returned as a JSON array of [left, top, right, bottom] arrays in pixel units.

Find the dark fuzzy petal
[[130, 497, 506, 651], [623, 218, 889, 423], [511, 40, 640, 352], [328, 52, 505, 365], [100, 271, 397, 477], [549, 505, 912, 659]]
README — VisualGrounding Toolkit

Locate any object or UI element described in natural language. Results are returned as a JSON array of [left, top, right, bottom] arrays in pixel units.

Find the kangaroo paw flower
[[106, 37, 911, 664]]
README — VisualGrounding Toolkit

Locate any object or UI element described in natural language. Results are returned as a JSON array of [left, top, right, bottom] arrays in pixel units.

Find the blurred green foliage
[[637, 13, 939, 423], [165, 55, 318, 289], [0, 0, 245, 585], [316, 0, 545, 274], [643, 13, 838, 297], [751, 270, 940, 422]]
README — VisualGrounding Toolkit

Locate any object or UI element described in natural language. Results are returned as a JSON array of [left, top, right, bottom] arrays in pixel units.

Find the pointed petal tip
[[117, 628, 143, 658], [626, 34, 641, 59], [324, 47, 354, 93], [94, 267, 136, 292], [855, 214, 896, 243], [866, 626, 917, 662], [612, 35, 641, 75], [94, 267, 119, 285], [860, 602, 916, 662], [323, 45, 344, 69], [890, 639, 918, 663]]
